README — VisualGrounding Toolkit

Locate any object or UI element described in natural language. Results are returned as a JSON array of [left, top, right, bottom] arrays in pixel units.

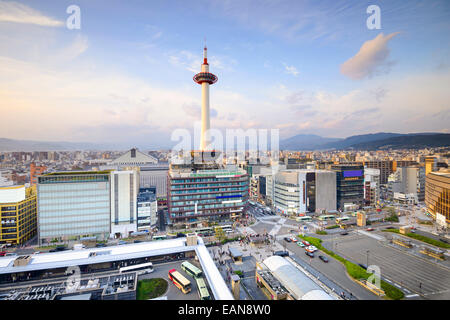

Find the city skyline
[[0, 0, 449, 149]]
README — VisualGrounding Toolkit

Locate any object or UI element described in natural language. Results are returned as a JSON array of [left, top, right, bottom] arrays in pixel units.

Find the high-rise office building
[[37, 171, 112, 244], [110, 170, 139, 238], [168, 168, 249, 229], [273, 169, 336, 215], [137, 187, 158, 230], [0, 185, 37, 245], [425, 170, 449, 227], [331, 164, 365, 211]]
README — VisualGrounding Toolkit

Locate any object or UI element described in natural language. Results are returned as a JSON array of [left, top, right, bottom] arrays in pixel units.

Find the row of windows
[[171, 177, 245, 183], [170, 192, 243, 201], [170, 202, 244, 212], [39, 214, 110, 225], [171, 187, 247, 194], [38, 190, 109, 201], [40, 227, 109, 238]]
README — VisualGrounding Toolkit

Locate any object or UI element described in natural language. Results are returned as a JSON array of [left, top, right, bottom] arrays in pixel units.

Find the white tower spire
[[194, 44, 218, 151]]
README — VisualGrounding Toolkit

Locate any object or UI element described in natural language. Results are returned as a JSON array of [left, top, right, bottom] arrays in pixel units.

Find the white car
[[307, 246, 318, 252]]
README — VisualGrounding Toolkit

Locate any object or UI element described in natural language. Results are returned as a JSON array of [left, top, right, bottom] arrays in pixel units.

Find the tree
[[215, 228, 226, 243]]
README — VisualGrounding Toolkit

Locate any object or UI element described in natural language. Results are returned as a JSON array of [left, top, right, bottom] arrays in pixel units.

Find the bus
[[318, 215, 335, 221], [215, 225, 232, 232], [195, 277, 211, 300], [181, 261, 203, 278], [168, 269, 191, 294], [196, 227, 214, 236], [152, 235, 167, 241], [335, 216, 350, 224], [296, 216, 312, 222], [119, 262, 154, 275]]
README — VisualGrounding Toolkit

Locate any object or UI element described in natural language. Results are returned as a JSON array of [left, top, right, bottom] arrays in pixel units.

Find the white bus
[[119, 262, 154, 275], [296, 216, 312, 222]]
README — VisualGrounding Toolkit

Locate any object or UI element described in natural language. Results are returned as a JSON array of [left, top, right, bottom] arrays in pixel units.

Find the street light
[[366, 250, 370, 267]]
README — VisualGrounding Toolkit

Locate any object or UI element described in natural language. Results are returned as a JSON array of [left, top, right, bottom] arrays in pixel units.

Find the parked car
[[305, 246, 315, 253], [55, 246, 67, 251], [366, 228, 374, 231], [283, 237, 292, 243], [358, 263, 367, 270], [5, 253, 17, 256], [302, 240, 310, 246], [133, 240, 143, 243], [273, 251, 289, 257], [297, 242, 305, 247], [308, 245, 318, 252], [340, 232, 349, 236], [305, 251, 314, 258], [0, 251, 6, 257], [95, 243, 107, 248], [118, 240, 127, 245], [176, 233, 186, 238], [319, 255, 329, 263], [290, 237, 298, 242]]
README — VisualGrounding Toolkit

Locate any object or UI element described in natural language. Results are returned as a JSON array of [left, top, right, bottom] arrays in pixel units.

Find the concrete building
[[331, 164, 365, 211], [37, 171, 112, 244], [425, 170, 450, 227], [273, 169, 336, 215], [110, 170, 139, 238], [364, 168, 380, 206], [388, 166, 425, 204], [0, 185, 37, 245], [137, 187, 158, 230], [30, 163, 47, 186]]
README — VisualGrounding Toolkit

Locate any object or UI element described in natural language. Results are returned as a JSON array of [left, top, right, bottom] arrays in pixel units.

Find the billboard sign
[[343, 170, 363, 178]]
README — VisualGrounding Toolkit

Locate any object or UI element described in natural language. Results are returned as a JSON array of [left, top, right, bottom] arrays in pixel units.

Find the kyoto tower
[[193, 45, 218, 151]]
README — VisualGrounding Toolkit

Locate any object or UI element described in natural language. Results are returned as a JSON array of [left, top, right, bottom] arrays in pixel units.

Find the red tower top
[[193, 46, 218, 85]]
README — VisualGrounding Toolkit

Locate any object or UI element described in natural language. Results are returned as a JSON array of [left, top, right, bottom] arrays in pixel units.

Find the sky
[[0, 0, 449, 149]]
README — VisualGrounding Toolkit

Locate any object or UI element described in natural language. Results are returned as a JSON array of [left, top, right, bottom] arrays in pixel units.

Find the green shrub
[[316, 230, 328, 235], [136, 278, 168, 300], [382, 229, 450, 248], [325, 225, 339, 229]]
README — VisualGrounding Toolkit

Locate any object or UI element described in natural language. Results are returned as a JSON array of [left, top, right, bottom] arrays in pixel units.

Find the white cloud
[[340, 32, 400, 80], [0, 1, 63, 27], [283, 63, 299, 77]]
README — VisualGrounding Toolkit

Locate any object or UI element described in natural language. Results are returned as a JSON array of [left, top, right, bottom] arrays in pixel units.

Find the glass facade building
[[167, 168, 249, 228], [37, 172, 111, 244], [331, 164, 365, 211], [425, 171, 450, 225]]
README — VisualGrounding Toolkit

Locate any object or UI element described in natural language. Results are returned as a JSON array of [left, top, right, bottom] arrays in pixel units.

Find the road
[[277, 238, 380, 300]]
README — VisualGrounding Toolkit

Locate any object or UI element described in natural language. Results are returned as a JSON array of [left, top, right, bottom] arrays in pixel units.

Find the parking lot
[[139, 259, 209, 300], [322, 232, 450, 299]]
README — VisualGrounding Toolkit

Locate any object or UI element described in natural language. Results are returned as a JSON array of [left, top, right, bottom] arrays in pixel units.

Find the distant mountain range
[[0, 138, 119, 152], [0, 132, 449, 152], [280, 132, 450, 150]]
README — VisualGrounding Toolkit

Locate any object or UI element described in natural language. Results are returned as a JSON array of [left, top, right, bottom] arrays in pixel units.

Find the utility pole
[[366, 250, 370, 267]]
